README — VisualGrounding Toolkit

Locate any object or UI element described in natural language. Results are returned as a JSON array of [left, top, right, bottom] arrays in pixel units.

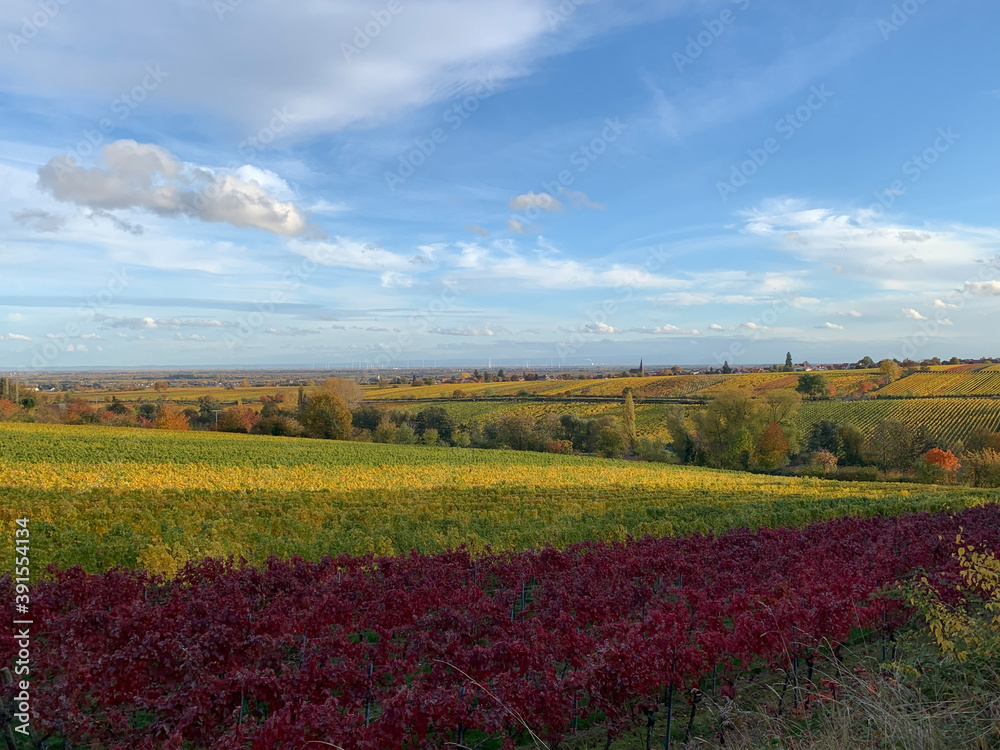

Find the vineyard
[[877, 371, 1000, 397], [4, 505, 998, 749], [1, 423, 993, 576], [796, 397, 1000, 444]]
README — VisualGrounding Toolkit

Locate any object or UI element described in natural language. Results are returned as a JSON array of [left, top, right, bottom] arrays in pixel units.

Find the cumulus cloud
[[903, 308, 927, 320], [963, 281, 1000, 296], [0, 333, 31, 341], [818, 322, 844, 330], [508, 191, 563, 212], [838, 309, 862, 317], [651, 324, 699, 335], [583, 322, 615, 334], [38, 140, 310, 236], [708, 323, 724, 331], [933, 299, 958, 309], [10, 208, 65, 232]]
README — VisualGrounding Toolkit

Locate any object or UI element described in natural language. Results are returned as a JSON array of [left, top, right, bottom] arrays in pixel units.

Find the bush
[[810, 449, 838, 474], [421, 428, 440, 446], [634, 437, 672, 463], [962, 449, 1000, 487]]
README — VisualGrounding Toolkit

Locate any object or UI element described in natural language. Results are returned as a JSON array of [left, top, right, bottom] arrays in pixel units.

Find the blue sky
[[1, 0, 999, 370]]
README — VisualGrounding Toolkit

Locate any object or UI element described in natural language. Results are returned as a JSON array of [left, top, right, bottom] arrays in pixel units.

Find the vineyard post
[[663, 684, 674, 750], [457, 685, 466, 745], [365, 663, 374, 726]]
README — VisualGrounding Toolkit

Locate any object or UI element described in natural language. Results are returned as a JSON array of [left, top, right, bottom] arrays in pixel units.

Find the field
[[2, 422, 995, 577], [9, 506, 997, 748], [876, 370, 1000, 397], [795, 397, 1000, 444]]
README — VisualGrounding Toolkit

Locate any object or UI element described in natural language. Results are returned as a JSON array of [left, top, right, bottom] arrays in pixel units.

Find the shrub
[[962, 449, 1000, 488], [810, 449, 838, 474]]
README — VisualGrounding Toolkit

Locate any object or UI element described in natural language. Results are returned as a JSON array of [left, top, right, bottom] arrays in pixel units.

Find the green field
[[2, 422, 996, 576]]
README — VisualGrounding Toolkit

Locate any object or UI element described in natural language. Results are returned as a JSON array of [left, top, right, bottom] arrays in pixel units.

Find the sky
[[1, 0, 999, 370]]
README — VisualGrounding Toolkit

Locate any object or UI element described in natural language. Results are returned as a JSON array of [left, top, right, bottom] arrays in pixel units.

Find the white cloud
[[380, 271, 413, 288], [839, 309, 862, 317], [963, 281, 1000, 296], [38, 140, 310, 236], [818, 322, 844, 330], [584, 322, 615, 334], [903, 308, 927, 320], [933, 299, 957, 309], [508, 191, 563, 212], [507, 218, 527, 233], [0, 1, 668, 134], [652, 324, 699, 335], [5, 314, 24, 322], [742, 198, 1000, 292], [0, 333, 31, 341], [708, 323, 724, 331], [430, 326, 496, 337]]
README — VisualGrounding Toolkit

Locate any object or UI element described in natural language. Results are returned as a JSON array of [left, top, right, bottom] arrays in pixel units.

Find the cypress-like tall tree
[[623, 387, 637, 452]]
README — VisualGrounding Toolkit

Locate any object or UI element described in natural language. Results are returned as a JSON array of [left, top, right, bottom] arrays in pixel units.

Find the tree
[[966, 427, 1000, 453], [924, 448, 960, 473], [352, 404, 383, 432], [154, 403, 190, 431], [320, 377, 363, 409], [807, 420, 841, 454], [299, 392, 352, 440], [962, 450, 1000, 487], [721, 361, 733, 374], [622, 388, 637, 452], [665, 406, 697, 463], [866, 419, 918, 471], [784, 352, 794, 371], [796, 373, 829, 400], [415, 407, 457, 443], [153, 381, 170, 392], [857, 356, 876, 369], [756, 423, 790, 470], [217, 405, 259, 434], [837, 424, 866, 466], [879, 359, 902, 383], [761, 390, 802, 425], [692, 388, 765, 469]]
